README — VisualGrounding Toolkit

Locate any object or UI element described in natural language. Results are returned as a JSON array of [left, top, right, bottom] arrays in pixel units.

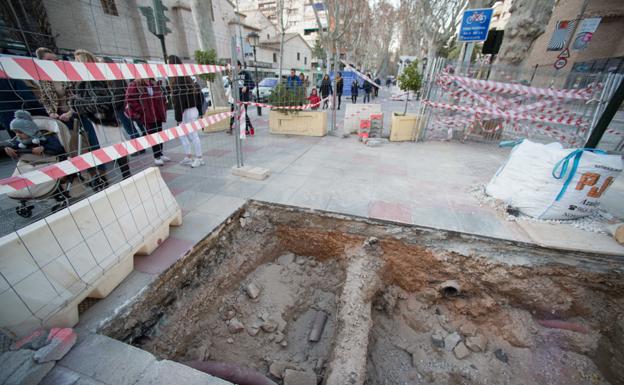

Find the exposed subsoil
[[100, 201, 624, 385]]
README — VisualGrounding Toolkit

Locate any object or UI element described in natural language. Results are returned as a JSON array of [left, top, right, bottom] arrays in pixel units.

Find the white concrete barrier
[[0, 167, 182, 338]]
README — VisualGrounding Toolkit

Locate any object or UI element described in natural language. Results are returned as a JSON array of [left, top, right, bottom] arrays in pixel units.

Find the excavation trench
[[101, 201, 624, 385]]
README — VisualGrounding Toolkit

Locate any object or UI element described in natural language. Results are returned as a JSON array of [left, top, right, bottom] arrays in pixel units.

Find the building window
[[100, 0, 118, 16], [273, 53, 277, 63], [267, 34, 270, 39], [304, 57, 307, 65], [297, 52, 300, 61]]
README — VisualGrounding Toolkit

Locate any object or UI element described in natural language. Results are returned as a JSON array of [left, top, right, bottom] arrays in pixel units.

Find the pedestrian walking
[[320, 74, 332, 109], [237, 61, 255, 136], [308, 88, 321, 110], [363, 74, 373, 103], [351, 80, 359, 103], [125, 78, 169, 166], [167, 55, 205, 168], [336, 72, 343, 110], [386, 78, 392, 88]]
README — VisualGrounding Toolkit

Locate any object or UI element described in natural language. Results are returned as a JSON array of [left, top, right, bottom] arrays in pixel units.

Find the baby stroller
[[7, 116, 89, 218]]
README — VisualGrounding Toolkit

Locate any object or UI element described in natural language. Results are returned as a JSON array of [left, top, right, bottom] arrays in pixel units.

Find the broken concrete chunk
[[10, 329, 48, 351], [431, 333, 445, 349], [39, 365, 81, 385], [308, 311, 328, 342], [227, 318, 245, 334], [2, 350, 54, 385], [453, 342, 471, 360], [269, 361, 288, 379], [0, 350, 34, 384], [34, 328, 77, 363], [245, 282, 261, 299], [466, 334, 487, 352], [460, 324, 478, 337], [277, 252, 295, 265], [283, 369, 316, 385], [444, 332, 462, 352], [247, 326, 260, 336], [261, 319, 278, 333]]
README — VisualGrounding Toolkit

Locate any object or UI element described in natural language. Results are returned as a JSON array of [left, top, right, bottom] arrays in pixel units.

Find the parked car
[[257, 77, 279, 102]]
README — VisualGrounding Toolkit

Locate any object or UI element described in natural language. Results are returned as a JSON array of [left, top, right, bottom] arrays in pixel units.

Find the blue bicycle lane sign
[[459, 8, 494, 42]]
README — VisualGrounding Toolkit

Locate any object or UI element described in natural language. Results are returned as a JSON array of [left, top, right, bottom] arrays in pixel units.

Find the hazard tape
[[237, 96, 329, 110], [0, 56, 227, 82], [438, 74, 594, 100], [0, 112, 232, 194], [340, 60, 381, 89]]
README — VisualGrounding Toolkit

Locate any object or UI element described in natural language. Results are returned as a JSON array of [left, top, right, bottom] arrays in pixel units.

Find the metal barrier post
[[231, 36, 243, 168]]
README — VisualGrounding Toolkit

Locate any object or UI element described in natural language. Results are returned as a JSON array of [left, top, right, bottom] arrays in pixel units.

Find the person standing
[[237, 61, 255, 136], [308, 88, 321, 110], [320, 74, 332, 109], [351, 79, 359, 103], [362, 74, 373, 103], [125, 78, 168, 166], [374, 76, 381, 98], [35, 47, 100, 154], [287, 68, 302, 89], [0, 78, 46, 138], [336, 72, 344, 110], [168, 55, 204, 168]]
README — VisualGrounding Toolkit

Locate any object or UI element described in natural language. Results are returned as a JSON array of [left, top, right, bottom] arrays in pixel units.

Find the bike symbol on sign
[[466, 12, 487, 24]]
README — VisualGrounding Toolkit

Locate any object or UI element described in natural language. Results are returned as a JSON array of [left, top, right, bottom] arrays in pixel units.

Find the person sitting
[[4, 110, 65, 160], [308, 88, 321, 110]]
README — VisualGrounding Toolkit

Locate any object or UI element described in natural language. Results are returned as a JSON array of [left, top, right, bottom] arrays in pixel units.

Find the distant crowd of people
[[1, 48, 213, 194]]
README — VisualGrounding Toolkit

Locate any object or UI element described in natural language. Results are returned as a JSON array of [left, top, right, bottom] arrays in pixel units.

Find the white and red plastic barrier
[[340, 60, 381, 89], [0, 56, 227, 82], [0, 112, 232, 194]]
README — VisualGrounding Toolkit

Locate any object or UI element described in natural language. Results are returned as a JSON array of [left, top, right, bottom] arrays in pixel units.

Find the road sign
[[458, 8, 494, 42], [554, 57, 568, 70]]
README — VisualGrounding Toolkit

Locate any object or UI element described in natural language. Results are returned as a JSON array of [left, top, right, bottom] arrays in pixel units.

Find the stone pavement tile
[[169, 187, 184, 196], [172, 190, 215, 211], [287, 185, 333, 211], [194, 176, 237, 194], [219, 179, 268, 198], [134, 359, 232, 385], [516, 220, 624, 256], [411, 206, 463, 232], [453, 210, 528, 242], [159, 171, 179, 183], [40, 365, 80, 385], [170, 212, 224, 242], [195, 194, 247, 218], [325, 181, 375, 218], [369, 200, 413, 224], [134, 236, 195, 274], [58, 334, 155, 385]]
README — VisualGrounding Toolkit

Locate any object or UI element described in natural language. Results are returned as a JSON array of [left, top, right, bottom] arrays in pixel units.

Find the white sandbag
[[486, 140, 623, 220]]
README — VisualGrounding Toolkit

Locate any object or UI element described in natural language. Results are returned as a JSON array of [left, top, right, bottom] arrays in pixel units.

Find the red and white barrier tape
[[0, 56, 227, 82], [0, 112, 232, 194], [340, 60, 381, 89], [437, 74, 594, 100], [238, 96, 329, 110]]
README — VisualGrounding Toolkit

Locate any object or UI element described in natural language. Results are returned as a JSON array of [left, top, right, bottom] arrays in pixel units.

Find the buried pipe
[[439, 280, 461, 297], [309, 311, 328, 342], [325, 238, 384, 385], [185, 360, 278, 385]]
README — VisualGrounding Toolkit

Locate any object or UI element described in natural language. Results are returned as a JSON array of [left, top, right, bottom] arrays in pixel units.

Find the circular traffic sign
[[554, 57, 567, 70]]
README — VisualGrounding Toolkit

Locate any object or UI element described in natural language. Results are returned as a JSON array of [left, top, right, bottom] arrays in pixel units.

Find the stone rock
[[10, 329, 48, 351], [280, 340, 288, 347], [269, 361, 288, 379], [460, 324, 478, 337], [444, 332, 462, 352], [295, 256, 307, 265], [437, 314, 454, 333], [466, 334, 487, 352], [227, 318, 245, 334], [277, 253, 295, 265], [453, 342, 471, 360], [34, 328, 77, 363], [247, 326, 260, 336], [499, 308, 537, 348], [226, 338, 234, 344], [245, 283, 261, 299], [494, 348, 509, 363], [283, 369, 316, 385], [261, 319, 278, 333], [431, 333, 445, 349], [0, 350, 34, 384], [3, 351, 54, 385], [274, 332, 285, 343]]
